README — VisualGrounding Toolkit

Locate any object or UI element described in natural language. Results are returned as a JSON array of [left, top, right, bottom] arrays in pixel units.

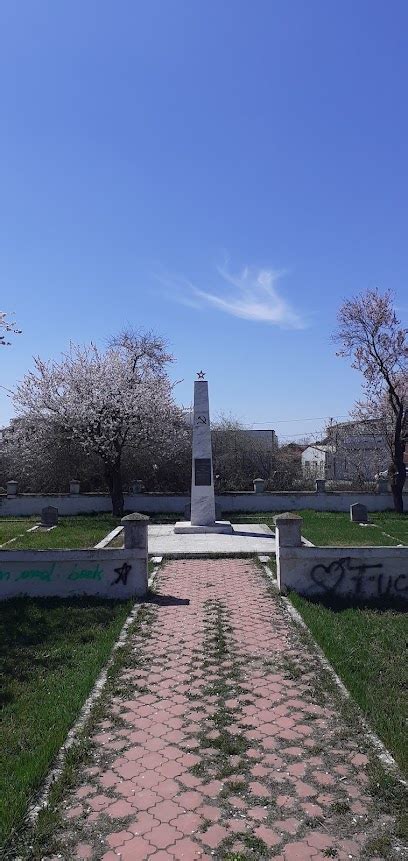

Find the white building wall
[[301, 446, 327, 479]]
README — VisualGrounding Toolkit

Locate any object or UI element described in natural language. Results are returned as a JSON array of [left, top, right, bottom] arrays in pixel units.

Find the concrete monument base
[[149, 523, 275, 556], [174, 520, 233, 534]]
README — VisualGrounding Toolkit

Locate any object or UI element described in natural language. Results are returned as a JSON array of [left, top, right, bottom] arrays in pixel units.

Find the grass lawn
[[290, 592, 408, 775], [0, 515, 120, 550], [226, 509, 407, 546], [0, 595, 132, 850], [3, 511, 406, 549], [0, 519, 35, 547], [297, 510, 407, 546]]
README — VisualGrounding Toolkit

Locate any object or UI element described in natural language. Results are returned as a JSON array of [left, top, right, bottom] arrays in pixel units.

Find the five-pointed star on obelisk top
[[197, 370, 205, 379]]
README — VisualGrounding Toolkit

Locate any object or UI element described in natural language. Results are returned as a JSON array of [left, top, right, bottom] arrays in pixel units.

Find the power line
[[249, 414, 349, 425], [277, 431, 326, 440]]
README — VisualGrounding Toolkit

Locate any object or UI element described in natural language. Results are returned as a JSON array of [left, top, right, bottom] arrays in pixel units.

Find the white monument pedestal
[[175, 375, 232, 536], [174, 520, 233, 534]]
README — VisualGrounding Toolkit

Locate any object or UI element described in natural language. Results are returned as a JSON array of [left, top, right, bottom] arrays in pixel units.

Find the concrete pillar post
[[315, 479, 326, 493], [121, 512, 149, 595], [6, 480, 18, 497], [70, 480, 80, 495], [274, 513, 303, 593], [253, 478, 266, 494], [274, 513, 303, 548], [121, 512, 149, 549]]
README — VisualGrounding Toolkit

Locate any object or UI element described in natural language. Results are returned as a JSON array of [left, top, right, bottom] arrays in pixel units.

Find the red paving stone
[[49, 559, 405, 859]]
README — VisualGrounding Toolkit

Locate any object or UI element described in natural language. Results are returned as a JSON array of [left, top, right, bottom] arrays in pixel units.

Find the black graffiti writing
[[310, 558, 348, 593], [111, 562, 132, 586], [309, 557, 407, 598]]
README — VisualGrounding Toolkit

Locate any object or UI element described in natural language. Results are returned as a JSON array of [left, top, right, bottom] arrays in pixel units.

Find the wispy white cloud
[[156, 263, 306, 329]]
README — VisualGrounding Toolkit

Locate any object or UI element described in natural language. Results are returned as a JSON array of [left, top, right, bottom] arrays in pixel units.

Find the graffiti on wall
[[0, 562, 132, 586], [309, 557, 408, 598], [111, 562, 132, 585]]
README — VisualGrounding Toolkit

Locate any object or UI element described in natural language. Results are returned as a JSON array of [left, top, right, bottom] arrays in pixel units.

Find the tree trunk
[[104, 460, 124, 517], [389, 403, 406, 514], [390, 462, 405, 514]]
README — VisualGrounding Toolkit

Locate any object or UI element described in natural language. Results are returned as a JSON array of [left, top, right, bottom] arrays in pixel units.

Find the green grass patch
[[289, 592, 408, 774], [3, 510, 406, 548], [296, 510, 406, 547], [0, 520, 36, 546], [226, 510, 407, 546], [0, 595, 132, 849], [2, 515, 120, 550], [370, 511, 408, 545], [107, 528, 124, 548]]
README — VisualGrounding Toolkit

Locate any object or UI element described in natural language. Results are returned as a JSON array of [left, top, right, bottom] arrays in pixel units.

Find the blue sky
[[1, 0, 407, 442]]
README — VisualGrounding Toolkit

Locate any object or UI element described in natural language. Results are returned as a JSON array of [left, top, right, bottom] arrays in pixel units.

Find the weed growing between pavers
[[196, 600, 252, 785], [188, 598, 276, 858], [217, 831, 270, 860], [366, 761, 408, 846]]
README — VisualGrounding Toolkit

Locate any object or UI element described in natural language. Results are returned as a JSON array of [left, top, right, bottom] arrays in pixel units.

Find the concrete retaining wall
[[275, 514, 408, 601], [277, 545, 408, 601], [0, 490, 405, 517], [0, 548, 148, 599]]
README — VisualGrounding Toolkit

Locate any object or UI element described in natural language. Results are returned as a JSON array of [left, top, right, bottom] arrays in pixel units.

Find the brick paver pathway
[[49, 559, 404, 860]]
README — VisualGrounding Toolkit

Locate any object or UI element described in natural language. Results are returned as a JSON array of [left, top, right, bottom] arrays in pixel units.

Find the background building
[[325, 420, 389, 482], [301, 444, 331, 479]]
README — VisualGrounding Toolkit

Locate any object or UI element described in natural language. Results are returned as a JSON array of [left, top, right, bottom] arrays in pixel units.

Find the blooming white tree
[[1, 416, 104, 492], [13, 330, 180, 515], [334, 288, 408, 512]]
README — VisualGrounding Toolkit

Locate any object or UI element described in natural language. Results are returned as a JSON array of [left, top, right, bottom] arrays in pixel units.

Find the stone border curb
[[94, 525, 123, 549], [258, 555, 408, 790]]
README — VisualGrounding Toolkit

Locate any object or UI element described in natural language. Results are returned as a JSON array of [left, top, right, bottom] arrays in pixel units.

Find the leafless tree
[[0, 312, 21, 347]]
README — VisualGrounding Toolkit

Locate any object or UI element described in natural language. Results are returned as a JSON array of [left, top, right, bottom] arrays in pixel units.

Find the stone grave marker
[[41, 505, 59, 527], [350, 503, 368, 523]]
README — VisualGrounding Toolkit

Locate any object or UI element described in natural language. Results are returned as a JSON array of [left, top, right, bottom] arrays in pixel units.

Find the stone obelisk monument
[[174, 373, 233, 534]]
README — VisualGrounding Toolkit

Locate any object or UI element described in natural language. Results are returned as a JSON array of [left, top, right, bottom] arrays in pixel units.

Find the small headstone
[[41, 506, 58, 527], [377, 477, 388, 494], [6, 480, 18, 496], [350, 503, 368, 523]]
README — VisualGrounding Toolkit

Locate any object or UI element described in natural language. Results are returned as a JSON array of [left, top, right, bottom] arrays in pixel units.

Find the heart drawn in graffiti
[[310, 558, 348, 593]]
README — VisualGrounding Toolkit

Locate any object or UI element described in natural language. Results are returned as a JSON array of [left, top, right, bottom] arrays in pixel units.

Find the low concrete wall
[[218, 491, 404, 514], [275, 514, 408, 601], [0, 490, 405, 517], [0, 548, 148, 599], [0, 494, 115, 516], [278, 546, 408, 601]]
